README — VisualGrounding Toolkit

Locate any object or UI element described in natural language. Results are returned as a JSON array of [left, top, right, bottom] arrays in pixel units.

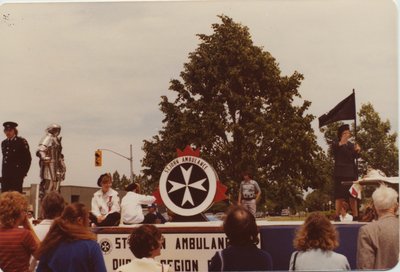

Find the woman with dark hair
[[36, 203, 107, 272], [121, 182, 155, 225], [117, 224, 172, 271], [90, 173, 121, 226], [0, 191, 39, 272], [332, 124, 360, 220], [289, 212, 350, 271], [209, 206, 273, 271]]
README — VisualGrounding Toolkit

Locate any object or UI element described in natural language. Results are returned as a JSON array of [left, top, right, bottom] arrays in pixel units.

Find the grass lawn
[[257, 216, 306, 221]]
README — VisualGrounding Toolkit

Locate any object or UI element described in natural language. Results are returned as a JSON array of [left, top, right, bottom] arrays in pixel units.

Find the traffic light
[[95, 150, 102, 167]]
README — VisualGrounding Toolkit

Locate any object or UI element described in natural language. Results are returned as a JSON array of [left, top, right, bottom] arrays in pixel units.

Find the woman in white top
[[117, 224, 173, 272], [121, 182, 156, 224], [289, 212, 350, 271], [30, 191, 66, 270], [90, 173, 121, 226], [339, 201, 353, 222]]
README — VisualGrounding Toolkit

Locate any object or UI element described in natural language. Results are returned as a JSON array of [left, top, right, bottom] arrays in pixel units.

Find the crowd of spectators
[[0, 182, 398, 272]]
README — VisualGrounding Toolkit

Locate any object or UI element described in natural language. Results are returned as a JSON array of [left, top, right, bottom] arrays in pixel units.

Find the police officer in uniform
[[1, 122, 32, 193]]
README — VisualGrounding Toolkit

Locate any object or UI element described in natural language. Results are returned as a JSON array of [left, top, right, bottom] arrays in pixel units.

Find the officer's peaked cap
[[3, 121, 18, 130]]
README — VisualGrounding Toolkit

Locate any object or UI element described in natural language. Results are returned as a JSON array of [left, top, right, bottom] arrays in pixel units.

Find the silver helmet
[[46, 123, 61, 136]]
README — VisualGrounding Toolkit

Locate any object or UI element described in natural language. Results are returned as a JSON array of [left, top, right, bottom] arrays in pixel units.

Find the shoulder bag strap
[[218, 250, 224, 272], [292, 251, 299, 271]]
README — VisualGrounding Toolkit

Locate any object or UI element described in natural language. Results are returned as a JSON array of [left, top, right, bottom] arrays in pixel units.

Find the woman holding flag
[[332, 124, 361, 221], [319, 91, 361, 221]]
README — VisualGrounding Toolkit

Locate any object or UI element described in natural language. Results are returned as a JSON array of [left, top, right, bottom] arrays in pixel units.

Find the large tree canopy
[[142, 15, 322, 209], [318, 103, 398, 203], [357, 103, 398, 176]]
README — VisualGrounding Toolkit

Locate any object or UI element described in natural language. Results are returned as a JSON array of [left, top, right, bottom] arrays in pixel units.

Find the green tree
[[320, 103, 398, 177], [142, 15, 323, 209], [304, 190, 332, 212], [302, 150, 335, 212], [112, 171, 121, 186], [357, 103, 398, 176], [112, 170, 131, 190], [320, 103, 398, 199]]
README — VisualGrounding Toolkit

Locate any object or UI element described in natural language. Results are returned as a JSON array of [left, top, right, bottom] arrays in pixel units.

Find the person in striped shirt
[[0, 191, 39, 272]]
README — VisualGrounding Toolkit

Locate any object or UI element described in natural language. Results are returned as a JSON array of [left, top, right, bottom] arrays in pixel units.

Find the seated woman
[[117, 224, 172, 271], [0, 191, 40, 272], [209, 206, 273, 271], [339, 201, 353, 222], [121, 182, 155, 225], [289, 212, 350, 271], [36, 203, 107, 272], [90, 173, 121, 226]]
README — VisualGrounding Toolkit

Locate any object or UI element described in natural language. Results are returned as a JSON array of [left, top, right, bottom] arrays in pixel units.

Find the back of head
[[128, 224, 162, 258], [60, 203, 89, 224], [294, 212, 338, 251], [0, 191, 27, 228], [41, 191, 65, 219], [126, 182, 139, 192], [223, 206, 259, 246], [372, 185, 398, 213], [36, 203, 95, 258]]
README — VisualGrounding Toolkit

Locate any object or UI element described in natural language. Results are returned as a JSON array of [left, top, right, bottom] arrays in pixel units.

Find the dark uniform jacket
[[1, 136, 32, 179], [143, 211, 167, 224], [332, 141, 358, 179]]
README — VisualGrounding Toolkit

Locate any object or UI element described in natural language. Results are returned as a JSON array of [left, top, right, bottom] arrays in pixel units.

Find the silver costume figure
[[37, 124, 66, 200]]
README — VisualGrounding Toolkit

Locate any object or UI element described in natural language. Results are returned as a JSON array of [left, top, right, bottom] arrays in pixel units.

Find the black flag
[[318, 92, 356, 128]]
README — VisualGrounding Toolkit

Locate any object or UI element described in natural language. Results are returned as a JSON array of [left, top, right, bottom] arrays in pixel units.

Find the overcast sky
[[0, 0, 397, 188]]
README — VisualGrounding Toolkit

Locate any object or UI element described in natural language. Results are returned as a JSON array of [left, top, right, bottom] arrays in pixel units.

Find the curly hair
[[294, 212, 339, 251], [0, 191, 28, 228], [224, 206, 259, 246], [128, 224, 163, 258], [36, 203, 96, 259]]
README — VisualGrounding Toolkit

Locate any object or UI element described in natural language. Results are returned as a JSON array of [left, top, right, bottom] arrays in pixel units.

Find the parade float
[[94, 146, 391, 272]]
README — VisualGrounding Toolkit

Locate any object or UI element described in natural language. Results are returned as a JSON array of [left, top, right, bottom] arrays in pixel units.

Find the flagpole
[[353, 89, 359, 172], [353, 88, 360, 219], [353, 89, 357, 142]]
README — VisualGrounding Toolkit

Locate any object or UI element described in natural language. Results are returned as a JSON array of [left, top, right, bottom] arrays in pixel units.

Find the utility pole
[[96, 144, 134, 182]]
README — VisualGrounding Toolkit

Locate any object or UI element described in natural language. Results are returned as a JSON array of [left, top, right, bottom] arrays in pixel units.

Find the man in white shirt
[[90, 173, 121, 226], [121, 182, 155, 225]]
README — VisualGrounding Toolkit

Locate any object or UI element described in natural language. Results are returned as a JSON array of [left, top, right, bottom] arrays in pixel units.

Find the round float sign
[[159, 156, 217, 216]]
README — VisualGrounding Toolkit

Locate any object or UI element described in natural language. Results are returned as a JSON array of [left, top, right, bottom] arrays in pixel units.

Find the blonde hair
[[294, 212, 339, 251], [0, 191, 28, 228]]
